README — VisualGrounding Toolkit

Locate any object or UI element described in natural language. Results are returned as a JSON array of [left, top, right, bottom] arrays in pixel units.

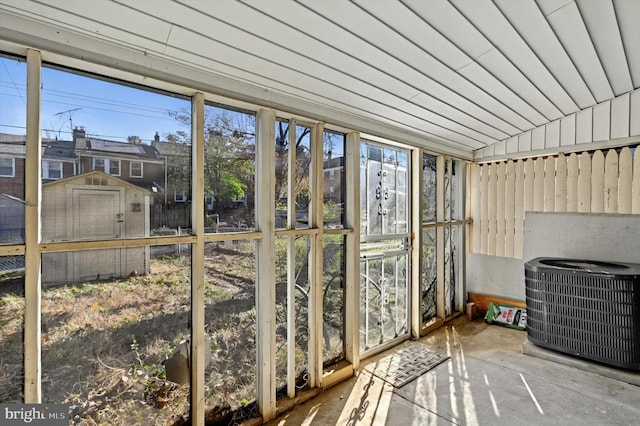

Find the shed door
[[72, 189, 122, 281]]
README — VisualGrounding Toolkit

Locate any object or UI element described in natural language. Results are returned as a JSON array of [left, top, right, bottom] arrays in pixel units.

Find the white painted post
[[504, 160, 515, 258], [24, 48, 42, 403], [567, 153, 579, 212], [190, 92, 206, 425], [344, 131, 360, 369], [256, 108, 277, 420], [514, 160, 525, 259], [555, 154, 567, 212], [604, 149, 619, 213], [578, 152, 592, 213], [308, 123, 324, 389], [286, 121, 297, 398], [411, 149, 423, 338], [591, 150, 605, 213], [436, 156, 445, 318], [618, 147, 633, 214], [495, 162, 506, 257]]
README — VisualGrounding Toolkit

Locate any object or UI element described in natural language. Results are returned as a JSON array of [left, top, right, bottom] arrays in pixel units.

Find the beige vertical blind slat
[[578, 152, 592, 213], [495, 162, 506, 257], [533, 157, 545, 211], [471, 163, 481, 253], [514, 160, 525, 259], [504, 160, 515, 258], [555, 153, 567, 212], [567, 153, 579, 212], [618, 147, 632, 214], [487, 163, 497, 256], [480, 164, 489, 254], [524, 159, 534, 214], [604, 149, 619, 213], [544, 156, 556, 212], [634, 146, 640, 214], [591, 150, 605, 213]]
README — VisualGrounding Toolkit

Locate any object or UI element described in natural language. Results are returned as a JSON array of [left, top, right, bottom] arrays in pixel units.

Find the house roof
[[42, 170, 151, 194], [42, 140, 75, 161], [86, 138, 161, 161], [152, 141, 191, 158], [1, 1, 639, 159]]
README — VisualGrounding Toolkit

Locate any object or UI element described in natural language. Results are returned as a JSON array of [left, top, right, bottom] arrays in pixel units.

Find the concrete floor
[[267, 316, 640, 426]]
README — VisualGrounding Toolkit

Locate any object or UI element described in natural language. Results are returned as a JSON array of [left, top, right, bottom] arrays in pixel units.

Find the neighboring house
[[41, 170, 150, 284], [0, 136, 25, 199], [323, 155, 344, 204], [152, 134, 192, 206], [41, 139, 76, 182], [73, 128, 165, 198], [0, 193, 25, 245]]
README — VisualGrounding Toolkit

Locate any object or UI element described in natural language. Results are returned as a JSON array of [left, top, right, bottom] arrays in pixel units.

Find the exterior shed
[[41, 171, 150, 284]]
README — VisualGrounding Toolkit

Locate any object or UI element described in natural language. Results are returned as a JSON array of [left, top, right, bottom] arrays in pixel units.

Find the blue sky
[[0, 55, 342, 156], [1, 55, 191, 143]]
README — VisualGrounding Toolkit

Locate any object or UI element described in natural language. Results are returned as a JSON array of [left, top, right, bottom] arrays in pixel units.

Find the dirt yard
[[0, 241, 259, 425]]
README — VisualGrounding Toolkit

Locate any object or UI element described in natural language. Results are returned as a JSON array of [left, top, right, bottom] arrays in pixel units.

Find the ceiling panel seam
[[256, 0, 515, 139], [611, 0, 635, 89], [350, 0, 528, 136], [401, 0, 548, 128], [113, 0, 490, 147], [0, 12, 474, 157], [528, 0, 598, 106], [449, 0, 564, 122], [0, 3, 477, 152], [492, 0, 580, 113], [573, 0, 615, 99]]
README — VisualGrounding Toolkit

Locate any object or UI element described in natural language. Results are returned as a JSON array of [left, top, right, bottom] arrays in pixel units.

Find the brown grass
[[0, 242, 259, 425]]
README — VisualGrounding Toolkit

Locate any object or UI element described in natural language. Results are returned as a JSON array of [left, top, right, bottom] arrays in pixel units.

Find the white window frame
[[130, 161, 143, 178], [42, 160, 63, 180], [93, 158, 121, 176], [0, 157, 15, 177], [174, 189, 188, 202]]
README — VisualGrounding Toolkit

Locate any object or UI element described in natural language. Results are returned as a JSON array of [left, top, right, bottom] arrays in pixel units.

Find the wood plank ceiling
[[0, 0, 638, 157]]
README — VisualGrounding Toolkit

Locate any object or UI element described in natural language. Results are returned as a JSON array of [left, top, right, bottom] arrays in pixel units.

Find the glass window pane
[[202, 105, 256, 234], [323, 131, 344, 229], [41, 246, 191, 423], [295, 125, 311, 230], [0, 264, 24, 402], [275, 235, 310, 396], [422, 153, 437, 223], [275, 120, 289, 230], [422, 227, 437, 326], [0, 55, 26, 245], [322, 235, 345, 365], [40, 65, 191, 242], [204, 240, 258, 422]]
